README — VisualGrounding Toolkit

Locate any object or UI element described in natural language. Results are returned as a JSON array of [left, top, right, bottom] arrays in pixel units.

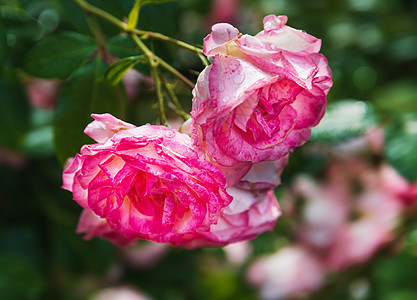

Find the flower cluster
[[246, 128, 410, 299], [63, 15, 332, 248]]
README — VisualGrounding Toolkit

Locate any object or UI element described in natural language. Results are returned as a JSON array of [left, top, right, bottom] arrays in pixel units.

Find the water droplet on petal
[[164, 130, 176, 138], [232, 72, 245, 84]]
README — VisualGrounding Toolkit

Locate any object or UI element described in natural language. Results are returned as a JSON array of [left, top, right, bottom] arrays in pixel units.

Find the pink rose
[[192, 15, 332, 166], [63, 114, 232, 246], [177, 187, 281, 249], [84, 113, 136, 144], [76, 209, 133, 246], [237, 155, 289, 190]]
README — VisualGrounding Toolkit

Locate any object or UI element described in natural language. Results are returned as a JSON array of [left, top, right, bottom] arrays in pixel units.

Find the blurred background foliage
[[0, 0, 417, 299]]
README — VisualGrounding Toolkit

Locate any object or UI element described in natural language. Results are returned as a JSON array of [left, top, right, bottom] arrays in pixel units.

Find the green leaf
[[127, 0, 141, 30], [107, 34, 139, 58], [385, 113, 417, 182], [105, 55, 144, 85], [311, 100, 377, 142], [24, 32, 96, 79], [371, 227, 417, 300], [0, 67, 30, 150], [140, 0, 176, 6], [0, 22, 7, 67], [54, 58, 127, 164], [107, 35, 150, 75]]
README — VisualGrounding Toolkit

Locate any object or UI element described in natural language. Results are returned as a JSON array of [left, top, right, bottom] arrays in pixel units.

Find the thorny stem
[[76, 0, 195, 90], [132, 29, 204, 55], [129, 34, 156, 65], [151, 67, 167, 125], [74, 0, 203, 55], [85, 14, 110, 63], [75, 0, 199, 124], [157, 58, 195, 90], [130, 34, 195, 90], [198, 53, 210, 66], [159, 74, 190, 121], [82, 7, 126, 118], [74, 0, 126, 29], [129, 34, 166, 122]]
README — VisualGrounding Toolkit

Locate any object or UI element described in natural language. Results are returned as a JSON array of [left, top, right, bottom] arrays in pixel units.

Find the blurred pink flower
[[177, 187, 280, 249], [325, 162, 404, 269], [120, 242, 168, 269], [192, 15, 332, 167], [223, 240, 252, 265], [25, 78, 60, 110], [121, 68, 143, 101], [326, 188, 402, 270], [247, 246, 325, 300], [365, 126, 385, 155], [400, 181, 417, 206], [92, 286, 152, 300], [0, 147, 25, 169], [285, 158, 404, 271], [63, 114, 232, 246], [111, 57, 153, 102], [292, 175, 349, 249], [208, 0, 239, 25]]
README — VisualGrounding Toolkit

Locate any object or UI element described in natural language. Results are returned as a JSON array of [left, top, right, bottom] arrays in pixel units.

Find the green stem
[[130, 33, 155, 63], [157, 58, 194, 90], [133, 29, 204, 55], [130, 34, 194, 90], [75, 0, 203, 55], [198, 53, 210, 66], [159, 74, 190, 120], [85, 14, 110, 63], [74, 0, 126, 30], [151, 67, 166, 125]]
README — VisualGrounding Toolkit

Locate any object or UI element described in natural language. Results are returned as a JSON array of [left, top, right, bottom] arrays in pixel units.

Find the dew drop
[[164, 130, 175, 138], [232, 72, 245, 84]]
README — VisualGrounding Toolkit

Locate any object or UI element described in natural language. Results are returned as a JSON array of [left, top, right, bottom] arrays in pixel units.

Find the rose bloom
[[191, 15, 332, 167], [63, 114, 232, 246], [237, 155, 289, 190], [178, 187, 281, 249], [76, 209, 133, 246], [181, 118, 289, 189]]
